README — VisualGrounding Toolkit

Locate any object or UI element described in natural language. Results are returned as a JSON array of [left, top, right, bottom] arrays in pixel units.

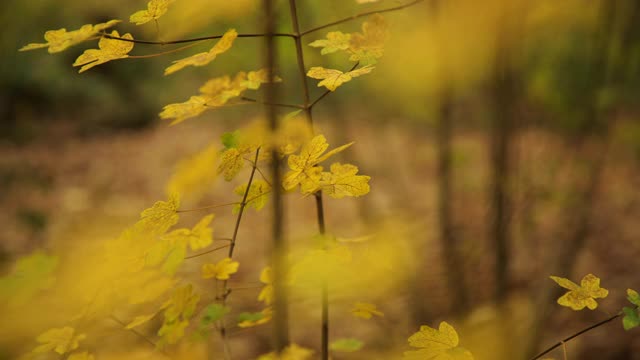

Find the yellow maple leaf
[[309, 31, 352, 55], [158, 319, 189, 345], [257, 343, 314, 360], [138, 193, 180, 235], [33, 327, 86, 355], [73, 30, 134, 73], [233, 180, 271, 213], [130, 0, 172, 25], [20, 20, 120, 53], [241, 68, 283, 90], [258, 266, 274, 305], [403, 322, 474, 360], [202, 258, 239, 280], [164, 29, 237, 75], [348, 14, 388, 63], [319, 163, 371, 198], [283, 135, 353, 192], [159, 95, 209, 125], [550, 273, 609, 310], [68, 352, 95, 360], [166, 144, 219, 199], [351, 302, 384, 319], [217, 147, 249, 181], [307, 65, 374, 91], [164, 284, 200, 322], [125, 313, 159, 329]]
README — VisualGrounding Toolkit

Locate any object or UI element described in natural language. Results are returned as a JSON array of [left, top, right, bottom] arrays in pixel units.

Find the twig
[[219, 147, 262, 360], [300, 0, 427, 37], [184, 243, 231, 260], [109, 315, 167, 356], [308, 62, 360, 110], [240, 96, 305, 109], [102, 32, 296, 45], [531, 312, 621, 360]]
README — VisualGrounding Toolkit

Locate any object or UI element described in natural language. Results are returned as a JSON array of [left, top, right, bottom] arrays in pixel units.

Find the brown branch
[[102, 32, 296, 45], [183, 243, 231, 260], [219, 147, 261, 359], [300, 0, 427, 37], [531, 312, 621, 360], [240, 96, 305, 109]]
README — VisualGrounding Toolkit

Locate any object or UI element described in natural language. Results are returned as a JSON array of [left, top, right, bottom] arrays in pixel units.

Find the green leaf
[[237, 311, 264, 323], [200, 304, 230, 327], [330, 338, 364, 352], [221, 131, 240, 149], [622, 306, 640, 330]]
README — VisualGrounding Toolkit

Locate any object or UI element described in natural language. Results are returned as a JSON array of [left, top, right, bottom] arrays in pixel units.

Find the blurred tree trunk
[[437, 89, 469, 312], [490, 9, 520, 305]]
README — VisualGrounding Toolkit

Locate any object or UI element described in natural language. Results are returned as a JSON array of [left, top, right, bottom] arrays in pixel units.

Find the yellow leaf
[[319, 163, 370, 198], [348, 14, 388, 63], [130, 0, 171, 25], [166, 144, 219, 200], [241, 68, 283, 90], [159, 95, 209, 125], [139, 193, 180, 235], [307, 65, 374, 91], [20, 20, 120, 53], [199, 72, 247, 105], [233, 180, 271, 214], [68, 352, 95, 360], [550, 274, 609, 310], [283, 135, 353, 192], [202, 258, 239, 280], [257, 343, 314, 360], [164, 284, 200, 322], [158, 319, 189, 345], [33, 327, 86, 355], [258, 266, 274, 305], [351, 302, 384, 319], [73, 31, 134, 73], [403, 322, 474, 360], [309, 31, 352, 55], [164, 29, 237, 75], [218, 147, 247, 181], [125, 313, 158, 329]]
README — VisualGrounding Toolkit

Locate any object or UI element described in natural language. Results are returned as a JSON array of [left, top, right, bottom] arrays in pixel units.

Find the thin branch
[[109, 315, 166, 356], [177, 201, 240, 213], [300, 0, 427, 37], [240, 96, 305, 109], [102, 32, 296, 46], [184, 243, 231, 260], [531, 312, 621, 360], [309, 62, 360, 110], [219, 147, 262, 359], [127, 41, 204, 59]]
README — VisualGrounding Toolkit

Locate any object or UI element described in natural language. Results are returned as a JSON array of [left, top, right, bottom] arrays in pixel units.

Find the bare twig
[[102, 32, 295, 45]]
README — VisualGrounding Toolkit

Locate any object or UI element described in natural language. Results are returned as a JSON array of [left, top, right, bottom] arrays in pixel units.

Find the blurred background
[[2, 0, 640, 359]]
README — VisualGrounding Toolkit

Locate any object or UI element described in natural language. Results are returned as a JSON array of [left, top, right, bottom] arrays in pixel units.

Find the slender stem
[[102, 32, 296, 45], [300, 0, 426, 37], [240, 96, 305, 109], [109, 315, 166, 356], [288, 2, 330, 358], [184, 243, 231, 260], [288, 0, 313, 121], [530, 313, 621, 360], [127, 41, 203, 59], [218, 148, 261, 360]]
